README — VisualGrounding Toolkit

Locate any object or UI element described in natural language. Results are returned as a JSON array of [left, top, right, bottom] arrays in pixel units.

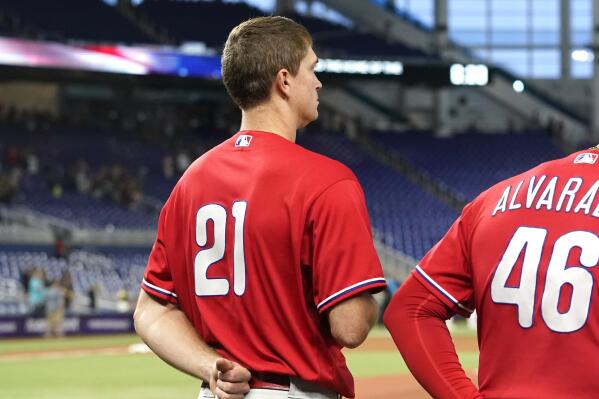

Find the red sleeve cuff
[[317, 277, 387, 313], [141, 278, 178, 304]]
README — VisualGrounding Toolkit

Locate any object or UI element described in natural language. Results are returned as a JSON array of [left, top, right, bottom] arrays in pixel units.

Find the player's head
[[222, 16, 322, 128]]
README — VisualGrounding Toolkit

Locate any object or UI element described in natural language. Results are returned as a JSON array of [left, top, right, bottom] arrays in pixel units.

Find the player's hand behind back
[[209, 358, 251, 399]]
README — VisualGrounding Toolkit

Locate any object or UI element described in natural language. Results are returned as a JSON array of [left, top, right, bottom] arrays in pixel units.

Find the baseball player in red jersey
[[384, 145, 599, 398], [134, 16, 386, 399]]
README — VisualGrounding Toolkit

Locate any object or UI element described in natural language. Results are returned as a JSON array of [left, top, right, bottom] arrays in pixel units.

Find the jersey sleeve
[[306, 179, 387, 313], [141, 202, 178, 304], [383, 275, 483, 399], [412, 203, 475, 317]]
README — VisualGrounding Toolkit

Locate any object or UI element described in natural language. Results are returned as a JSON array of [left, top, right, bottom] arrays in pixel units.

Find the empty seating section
[[137, 0, 261, 47], [68, 249, 146, 304], [372, 131, 564, 201], [12, 192, 158, 229], [136, 0, 427, 58], [289, 14, 428, 58], [0, 12, 17, 37], [0, 247, 147, 315], [2, 0, 155, 44], [298, 133, 456, 258]]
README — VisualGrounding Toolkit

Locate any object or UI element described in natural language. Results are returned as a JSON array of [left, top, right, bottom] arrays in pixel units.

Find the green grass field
[[0, 326, 478, 399]]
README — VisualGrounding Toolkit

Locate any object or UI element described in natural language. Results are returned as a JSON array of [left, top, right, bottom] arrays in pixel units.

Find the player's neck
[[239, 103, 298, 143]]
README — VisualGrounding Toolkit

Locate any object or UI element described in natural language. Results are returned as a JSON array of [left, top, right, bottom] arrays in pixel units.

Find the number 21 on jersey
[[491, 226, 599, 333], [194, 202, 247, 297]]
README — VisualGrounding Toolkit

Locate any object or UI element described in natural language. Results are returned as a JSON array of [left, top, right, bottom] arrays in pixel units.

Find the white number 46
[[194, 202, 247, 297], [491, 226, 599, 333]]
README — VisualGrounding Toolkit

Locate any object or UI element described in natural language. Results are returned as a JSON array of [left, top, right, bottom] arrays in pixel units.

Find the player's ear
[[274, 68, 291, 99]]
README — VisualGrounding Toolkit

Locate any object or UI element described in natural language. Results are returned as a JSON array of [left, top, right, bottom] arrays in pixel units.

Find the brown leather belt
[[202, 372, 290, 391]]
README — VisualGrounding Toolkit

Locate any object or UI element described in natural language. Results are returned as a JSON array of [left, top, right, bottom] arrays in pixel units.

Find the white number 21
[[194, 202, 247, 297], [491, 226, 599, 333]]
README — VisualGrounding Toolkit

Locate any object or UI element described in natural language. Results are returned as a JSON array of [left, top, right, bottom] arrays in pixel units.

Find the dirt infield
[[356, 373, 430, 399], [354, 334, 478, 353], [354, 363, 478, 399], [0, 346, 130, 361], [351, 331, 478, 398]]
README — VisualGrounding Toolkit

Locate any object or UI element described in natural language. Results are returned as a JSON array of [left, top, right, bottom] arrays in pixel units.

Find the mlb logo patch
[[235, 135, 253, 148], [574, 153, 598, 165]]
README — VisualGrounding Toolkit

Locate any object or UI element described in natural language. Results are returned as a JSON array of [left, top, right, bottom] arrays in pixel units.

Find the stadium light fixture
[[571, 49, 594, 63], [513, 80, 525, 93]]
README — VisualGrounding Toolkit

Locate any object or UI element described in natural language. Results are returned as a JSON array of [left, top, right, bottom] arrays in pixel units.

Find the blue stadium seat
[[298, 133, 456, 258], [0, 247, 149, 315], [371, 131, 564, 202]]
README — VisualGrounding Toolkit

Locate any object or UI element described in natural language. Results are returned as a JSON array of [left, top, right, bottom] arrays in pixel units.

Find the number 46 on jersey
[[491, 226, 599, 333]]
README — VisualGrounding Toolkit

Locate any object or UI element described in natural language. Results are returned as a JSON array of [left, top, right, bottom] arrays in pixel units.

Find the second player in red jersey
[[385, 147, 599, 398]]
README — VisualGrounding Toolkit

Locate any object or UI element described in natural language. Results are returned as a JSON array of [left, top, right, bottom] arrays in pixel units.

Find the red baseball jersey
[[142, 130, 386, 398], [414, 147, 599, 398]]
